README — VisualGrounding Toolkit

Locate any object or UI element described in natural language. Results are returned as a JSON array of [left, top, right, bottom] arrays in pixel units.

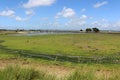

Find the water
[[10, 32, 82, 36]]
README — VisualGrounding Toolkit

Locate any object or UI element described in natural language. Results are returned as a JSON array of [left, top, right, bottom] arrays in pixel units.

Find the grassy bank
[[0, 65, 119, 80]]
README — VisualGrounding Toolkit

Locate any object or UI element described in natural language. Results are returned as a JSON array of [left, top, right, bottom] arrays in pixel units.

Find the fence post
[[54, 56, 58, 62]]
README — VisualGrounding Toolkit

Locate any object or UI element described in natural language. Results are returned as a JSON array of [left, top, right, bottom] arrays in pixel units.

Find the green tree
[[86, 28, 92, 32], [92, 27, 100, 33], [16, 29, 19, 32], [80, 29, 83, 32]]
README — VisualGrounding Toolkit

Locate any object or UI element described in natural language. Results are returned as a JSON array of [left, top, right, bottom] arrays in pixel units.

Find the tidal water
[[11, 32, 82, 36]]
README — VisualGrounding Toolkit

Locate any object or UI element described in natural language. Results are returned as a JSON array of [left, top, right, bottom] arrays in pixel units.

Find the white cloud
[[25, 10, 34, 16], [0, 9, 15, 17], [15, 16, 22, 21], [15, 16, 29, 21], [29, 16, 120, 30], [55, 7, 76, 18], [91, 19, 120, 30], [113, 21, 120, 28], [23, 0, 56, 8], [81, 8, 86, 12], [0, 9, 30, 21], [91, 19, 110, 29], [66, 19, 86, 27], [39, 15, 92, 30], [93, 1, 108, 8], [64, 15, 91, 28], [80, 15, 88, 20]]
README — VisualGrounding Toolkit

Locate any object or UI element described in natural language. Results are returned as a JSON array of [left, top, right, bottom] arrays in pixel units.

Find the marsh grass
[[0, 34, 120, 80], [1, 33, 120, 56], [66, 71, 120, 80], [67, 66, 120, 80], [67, 70, 95, 80], [0, 66, 56, 80], [0, 65, 119, 80]]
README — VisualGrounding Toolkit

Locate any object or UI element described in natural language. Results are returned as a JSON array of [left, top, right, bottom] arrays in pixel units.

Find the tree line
[[80, 27, 100, 33]]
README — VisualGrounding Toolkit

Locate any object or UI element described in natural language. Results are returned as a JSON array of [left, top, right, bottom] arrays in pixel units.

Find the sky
[[0, 0, 120, 30]]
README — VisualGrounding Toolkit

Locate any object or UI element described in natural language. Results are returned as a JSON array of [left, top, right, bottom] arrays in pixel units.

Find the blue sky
[[0, 0, 120, 30]]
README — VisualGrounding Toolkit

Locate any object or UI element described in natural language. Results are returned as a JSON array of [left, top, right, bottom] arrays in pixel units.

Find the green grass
[[0, 65, 119, 80], [69, 63, 120, 80], [0, 66, 56, 80], [67, 67, 120, 80], [0, 33, 120, 56], [0, 49, 19, 59], [0, 33, 120, 79]]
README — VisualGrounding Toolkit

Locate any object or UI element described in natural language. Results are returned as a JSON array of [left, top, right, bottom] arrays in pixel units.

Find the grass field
[[1, 33, 120, 56], [0, 33, 120, 80]]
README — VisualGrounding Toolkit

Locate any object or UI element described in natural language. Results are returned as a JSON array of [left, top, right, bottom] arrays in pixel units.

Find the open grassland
[[0, 33, 120, 80], [1, 33, 120, 56], [0, 33, 120, 64]]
